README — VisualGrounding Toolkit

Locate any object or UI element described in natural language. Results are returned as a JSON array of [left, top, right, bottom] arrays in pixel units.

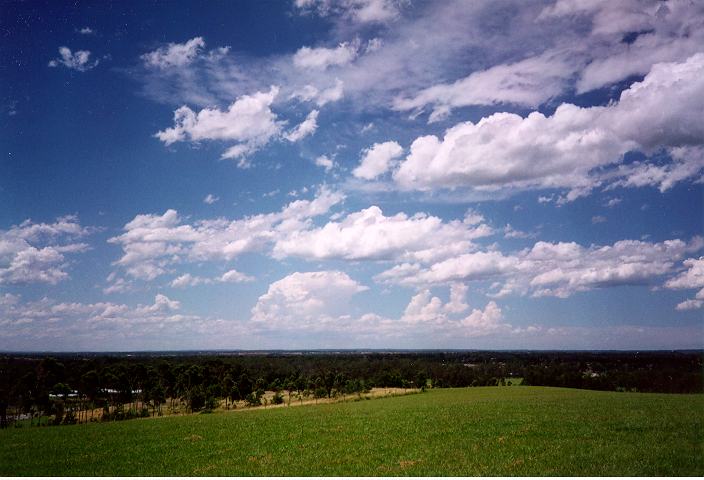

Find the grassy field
[[1, 386, 702, 476]]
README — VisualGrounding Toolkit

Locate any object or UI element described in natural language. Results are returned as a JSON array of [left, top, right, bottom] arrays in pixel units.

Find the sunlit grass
[[1, 386, 702, 476]]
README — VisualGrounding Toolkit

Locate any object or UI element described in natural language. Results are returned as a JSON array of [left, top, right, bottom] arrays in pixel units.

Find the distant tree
[[244, 392, 261, 407], [149, 383, 166, 415], [222, 374, 234, 409], [414, 372, 427, 392]]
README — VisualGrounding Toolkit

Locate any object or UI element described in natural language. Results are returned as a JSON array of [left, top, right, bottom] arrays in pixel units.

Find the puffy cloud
[[273, 205, 493, 263], [352, 141, 403, 180], [220, 269, 255, 283], [666, 257, 704, 310], [170, 273, 210, 288], [284, 110, 319, 142], [141, 37, 206, 69], [394, 50, 579, 121], [48, 47, 99, 71], [460, 301, 507, 335], [445, 283, 470, 314], [400, 287, 513, 337], [393, 54, 704, 198], [0, 293, 235, 350], [250, 270, 368, 329], [377, 236, 704, 299], [377, 251, 519, 288], [314, 155, 335, 172], [0, 216, 92, 285], [155, 87, 283, 165], [108, 188, 343, 281], [78, 27, 94, 35], [293, 42, 357, 70]]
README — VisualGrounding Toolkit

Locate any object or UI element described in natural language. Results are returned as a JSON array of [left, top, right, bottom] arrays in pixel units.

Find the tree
[[414, 372, 427, 392]]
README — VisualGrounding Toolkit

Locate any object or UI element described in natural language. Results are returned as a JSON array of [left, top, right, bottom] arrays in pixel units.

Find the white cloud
[[393, 54, 704, 198], [203, 193, 219, 204], [108, 187, 344, 281], [503, 224, 533, 239], [666, 257, 704, 310], [400, 287, 513, 337], [294, 0, 402, 24], [220, 269, 254, 283], [141, 37, 206, 69], [591, 215, 607, 224], [377, 236, 704, 300], [79, 27, 94, 35], [394, 50, 579, 121], [352, 141, 403, 180], [284, 110, 319, 142], [314, 155, 335, 172], [293, 42, 358, 70], [290, 79, 345, 107], [48, 47, 99, 71], [250, 270, 368, 329], [273, 205, 493, 263], [0, 216, 92, 285], [170, 269, 254, 288], [0, 293, 236, 350], [171, 273, 210, 288], [155, 87, 283, 164], [605, 197, 622, 208]]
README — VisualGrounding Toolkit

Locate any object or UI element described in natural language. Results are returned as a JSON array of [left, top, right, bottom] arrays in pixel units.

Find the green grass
[[1, 387, 702, 476]]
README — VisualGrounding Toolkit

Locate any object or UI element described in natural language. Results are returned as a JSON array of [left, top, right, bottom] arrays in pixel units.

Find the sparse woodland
[[0, 351, 701, 428]]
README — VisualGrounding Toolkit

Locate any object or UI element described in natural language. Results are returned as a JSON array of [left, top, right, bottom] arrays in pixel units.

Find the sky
[[1, 0, 703, 351]]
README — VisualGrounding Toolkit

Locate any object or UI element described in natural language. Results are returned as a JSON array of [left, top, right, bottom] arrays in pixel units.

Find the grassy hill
[[1, 386, 702, 476]]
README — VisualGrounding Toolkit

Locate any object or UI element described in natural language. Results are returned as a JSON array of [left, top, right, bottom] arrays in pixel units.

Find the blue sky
[[1, 0, 703, 351]]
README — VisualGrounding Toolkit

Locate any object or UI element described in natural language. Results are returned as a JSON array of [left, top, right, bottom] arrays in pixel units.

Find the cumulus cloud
[[0, 216, 92, 285], [314, 155, 335, 172], [108, 187, 344, 281], [352, 141, 403, 180], [393, 54, 704, 199], [273, 205, 493, 263], [247, 270, 515, 341], [0, 293, 237, 350], [377, 236, 704, 299], [48, 47, 99, 71], [666, 257, 704, 310], [399, 287, 518, 338], [250, 270, 368, 329], [284, 110, 319, 142], [141, 37, 206, 69], [293, 42, 358, 70], [155, 87, 283, 165]]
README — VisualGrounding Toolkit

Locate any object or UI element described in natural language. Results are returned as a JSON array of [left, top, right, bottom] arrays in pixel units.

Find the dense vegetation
[[1, 386, 702, 476], [0, 350, 701, 427]]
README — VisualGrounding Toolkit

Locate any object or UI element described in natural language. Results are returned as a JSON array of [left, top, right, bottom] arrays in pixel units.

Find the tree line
[[0, 350, 701, 428]]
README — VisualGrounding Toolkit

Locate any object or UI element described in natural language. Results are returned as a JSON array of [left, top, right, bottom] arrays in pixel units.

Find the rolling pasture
[[1, 386, 702, 476]]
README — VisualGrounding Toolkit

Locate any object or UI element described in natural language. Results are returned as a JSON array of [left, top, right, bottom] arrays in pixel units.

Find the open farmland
[[1, 386, 702, 476]]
